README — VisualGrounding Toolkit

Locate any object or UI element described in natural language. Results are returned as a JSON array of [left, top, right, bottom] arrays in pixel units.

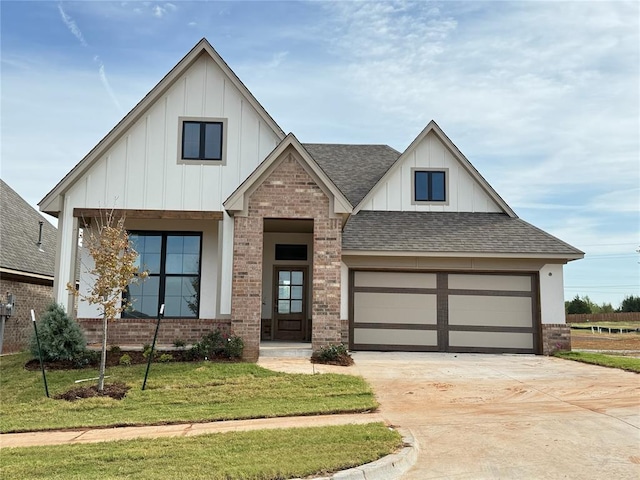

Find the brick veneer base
[[541, 323, 571, 355], [76, 318, 231, 346], [0, 277, 54, 354]]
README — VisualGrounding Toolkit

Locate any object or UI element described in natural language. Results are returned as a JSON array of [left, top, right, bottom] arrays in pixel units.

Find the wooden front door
[[273, 266, 307, 341]]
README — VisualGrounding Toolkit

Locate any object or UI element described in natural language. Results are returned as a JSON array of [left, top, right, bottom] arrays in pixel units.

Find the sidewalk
[[0, 412, 383, 448]]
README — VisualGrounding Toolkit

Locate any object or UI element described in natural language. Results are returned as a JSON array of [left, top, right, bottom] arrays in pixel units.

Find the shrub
[[224, 335, 244, 359], [173, 339, 186, 349], [29, 303, 88, 362], [142, 344, 158, 360], [311, 343, 354, 366], [72, 350, 100, 368], [119, 354, 132, 366], [109, 345, 122, 355], [159, 353, 173, 363], [187, 329, 244, 360]]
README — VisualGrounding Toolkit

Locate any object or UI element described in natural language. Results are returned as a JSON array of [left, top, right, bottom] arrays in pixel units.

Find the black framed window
[[182, 121, 223, 160], [125, 232, 201, 318], [414, 170, 446, 202]]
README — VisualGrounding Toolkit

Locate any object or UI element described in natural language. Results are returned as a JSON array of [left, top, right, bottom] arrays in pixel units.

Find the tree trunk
[[98, 313, 108, 392]]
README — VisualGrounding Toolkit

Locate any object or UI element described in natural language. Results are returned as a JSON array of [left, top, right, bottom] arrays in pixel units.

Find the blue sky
[[1, 1, 638, 306]]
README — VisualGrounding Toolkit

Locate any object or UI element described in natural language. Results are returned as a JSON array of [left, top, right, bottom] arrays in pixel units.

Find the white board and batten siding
[[360, 131, 503, 213], [351, 270, 539, 354], [64, 54, 281, 212], [56, 53, 282, 314]]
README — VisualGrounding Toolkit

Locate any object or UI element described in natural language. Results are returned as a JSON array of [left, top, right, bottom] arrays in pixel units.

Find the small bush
[[173, 339, 186, 349], [142, 345, 158, 360], [224, 335, 244, 359], [72, 350, 99, 368], [29, 303, 88, 362], [109, 345, 122, 355], [119, 354, 132, 366], [188, 329, 244, 360], [159, 353, 173, 363], [311, 344, 354, 366]]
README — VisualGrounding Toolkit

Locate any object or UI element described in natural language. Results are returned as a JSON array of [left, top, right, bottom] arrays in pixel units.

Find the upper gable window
[[178, 117, 227, 165], [413, 169, 447, 203]]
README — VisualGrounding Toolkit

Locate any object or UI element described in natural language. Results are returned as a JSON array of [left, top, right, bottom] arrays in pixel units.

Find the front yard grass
[[0, 352, 377, 433], [555, 351, 640, 373], [2, 423, 402, 480]]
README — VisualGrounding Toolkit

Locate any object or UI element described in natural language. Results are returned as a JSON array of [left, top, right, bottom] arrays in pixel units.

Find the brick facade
[[76, 318, 231, 346], [0, 276, 54, 354], [541, 323, 571, 355], [231, 152, 342, 360]]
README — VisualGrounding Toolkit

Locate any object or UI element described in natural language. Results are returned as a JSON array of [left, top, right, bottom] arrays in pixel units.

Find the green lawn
[[0, 353, 377, 433], [1, 423, 402, 480], [555, 351, 640, 373]]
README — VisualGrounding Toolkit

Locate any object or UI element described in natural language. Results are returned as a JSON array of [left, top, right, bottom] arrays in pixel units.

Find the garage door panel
[[354, 292, 436, 325], [449, 331, 534, 349], [449, 274, 531, 292], [354, 328, 438, 346], [449, 296, 532, 328], [350, 271, 537, 354], [355, 271, 436, 289]]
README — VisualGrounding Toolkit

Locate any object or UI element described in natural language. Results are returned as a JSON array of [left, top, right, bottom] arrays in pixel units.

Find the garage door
[[350, 271, 539, 354]]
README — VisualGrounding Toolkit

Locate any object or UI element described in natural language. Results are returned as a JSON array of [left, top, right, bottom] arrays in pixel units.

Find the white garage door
[[351, 271, 538, 354]]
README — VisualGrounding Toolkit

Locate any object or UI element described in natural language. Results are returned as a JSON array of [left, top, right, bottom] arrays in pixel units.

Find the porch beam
[[73, 208, 223, 222]]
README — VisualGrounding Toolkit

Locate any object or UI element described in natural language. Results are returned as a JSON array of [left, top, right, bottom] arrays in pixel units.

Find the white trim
[[341, 250, 583, 261], [0, 268, 54, 282]]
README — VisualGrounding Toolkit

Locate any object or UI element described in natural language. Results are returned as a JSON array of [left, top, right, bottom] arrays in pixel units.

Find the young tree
[[67, 211, 146, 391]]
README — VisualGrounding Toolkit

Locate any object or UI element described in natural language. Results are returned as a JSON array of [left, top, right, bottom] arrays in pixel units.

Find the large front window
[[125, 232, 201, 318]]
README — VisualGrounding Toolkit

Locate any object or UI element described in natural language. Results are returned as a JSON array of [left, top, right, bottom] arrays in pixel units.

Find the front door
[[273, 266, 307, 341]]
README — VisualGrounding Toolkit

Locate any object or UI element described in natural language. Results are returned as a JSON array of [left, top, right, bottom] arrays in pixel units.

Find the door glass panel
[[291, 300, 303, 313], [291, 286, 303, 300], [278, 300, 290, 314], [279, 271, 291, 285], [278, 286, 290, 299], [291, 271, 303, 285]]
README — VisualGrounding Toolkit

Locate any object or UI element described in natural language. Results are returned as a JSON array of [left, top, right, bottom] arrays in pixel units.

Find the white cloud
[[57, 3, 88, 47]]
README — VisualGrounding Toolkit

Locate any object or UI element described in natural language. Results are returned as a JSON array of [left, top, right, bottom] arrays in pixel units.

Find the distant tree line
[[565, 295, 640, 314]]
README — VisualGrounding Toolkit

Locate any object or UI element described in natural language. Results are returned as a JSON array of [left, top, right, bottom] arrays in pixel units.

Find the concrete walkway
[[0, 412, 384, 448]]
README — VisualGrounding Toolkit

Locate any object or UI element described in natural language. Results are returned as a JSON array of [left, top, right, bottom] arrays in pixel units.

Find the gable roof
[[1, 180, 57, 279], [342, 210, 584, 259], [354, 120, 517, 217], [39, 38, 285, 216], [224, 134, 353, 215], [303, 144, 400, 207]]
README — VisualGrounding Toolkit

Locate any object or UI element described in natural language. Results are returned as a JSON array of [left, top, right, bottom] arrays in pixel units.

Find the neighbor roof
[[1, 180, 57, 278], [303, 144, 400, 207], [342, 210, 584, 258]]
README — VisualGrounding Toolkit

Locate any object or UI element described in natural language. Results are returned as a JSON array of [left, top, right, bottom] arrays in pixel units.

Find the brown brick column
[[231, 216, 263, 361], [311, 217, 342, 350], [541, 323, 571, 355]]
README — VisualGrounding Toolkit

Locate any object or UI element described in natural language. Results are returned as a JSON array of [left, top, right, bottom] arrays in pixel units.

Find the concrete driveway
[[349, 352, 640, 480]]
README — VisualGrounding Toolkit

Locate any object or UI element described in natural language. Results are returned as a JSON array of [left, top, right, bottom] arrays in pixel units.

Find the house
[[1, 179, 57, 353], [39, 39, 583, 360]]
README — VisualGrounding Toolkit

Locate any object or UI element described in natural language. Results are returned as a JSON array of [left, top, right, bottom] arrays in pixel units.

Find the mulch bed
[[310, 353, 354, 366], [54, 382, 130, 401]]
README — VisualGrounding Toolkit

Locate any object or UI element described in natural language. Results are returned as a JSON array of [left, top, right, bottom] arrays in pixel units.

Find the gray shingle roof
[[1, 180, 57, 277], [303, 144, 400, 207], [342, 211, 584, 257]]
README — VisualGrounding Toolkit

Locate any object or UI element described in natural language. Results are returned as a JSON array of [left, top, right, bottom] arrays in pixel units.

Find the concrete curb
[[298, 428, 418, 480]]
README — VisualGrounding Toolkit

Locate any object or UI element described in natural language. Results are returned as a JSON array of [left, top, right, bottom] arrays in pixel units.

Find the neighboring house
[[1, 179, 57, 353], [39, 39, 583, 360]]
